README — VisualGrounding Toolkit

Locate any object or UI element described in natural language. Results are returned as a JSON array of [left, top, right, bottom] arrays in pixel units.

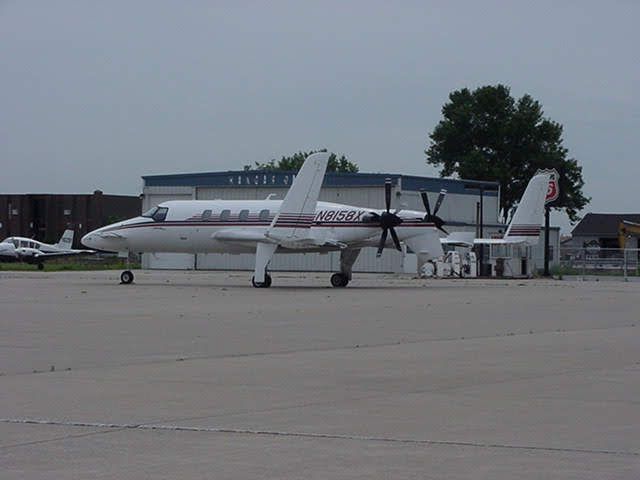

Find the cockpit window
[[152, 207, 168, 222], [142, 206, 158, 218]]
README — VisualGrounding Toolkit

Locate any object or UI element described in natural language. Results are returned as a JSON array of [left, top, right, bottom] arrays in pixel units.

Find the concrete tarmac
[[1, 270, 639, 479]]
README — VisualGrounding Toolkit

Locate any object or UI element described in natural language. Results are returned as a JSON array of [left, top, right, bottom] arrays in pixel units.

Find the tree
[[425, 84, 589, 222], [245, 149, 359, 173]]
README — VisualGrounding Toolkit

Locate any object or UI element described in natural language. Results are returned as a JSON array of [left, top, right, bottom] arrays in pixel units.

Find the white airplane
[[82, 152, 448, 287], [0, 229, 95, 269], [441, 171, 552, 247]]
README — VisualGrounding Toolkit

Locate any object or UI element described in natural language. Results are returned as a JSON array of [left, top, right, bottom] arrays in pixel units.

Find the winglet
[[267, 152, 330, 240]]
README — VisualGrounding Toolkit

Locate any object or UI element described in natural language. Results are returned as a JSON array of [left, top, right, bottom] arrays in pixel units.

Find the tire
[[120, 270, 134, 284], [251, 273, 272, 288], [37, 263, 44, 271], [330, 273, 349, 288]]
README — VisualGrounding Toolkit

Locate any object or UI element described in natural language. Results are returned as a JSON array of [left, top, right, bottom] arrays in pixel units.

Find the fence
[[558, 247, 640, 278]]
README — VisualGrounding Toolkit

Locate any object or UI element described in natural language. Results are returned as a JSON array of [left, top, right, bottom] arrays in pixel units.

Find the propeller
[[369, 178, 403, 257], [420, 188, 448, 235]]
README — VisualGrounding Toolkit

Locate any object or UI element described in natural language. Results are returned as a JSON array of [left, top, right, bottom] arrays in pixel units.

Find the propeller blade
[[433, 189, 447, 215], [420, 190, 431, 217], [384, 178, 392, 213], [376, 228, 389, 257], [389, 227, 402, 251], [437, 225, 449, 235]]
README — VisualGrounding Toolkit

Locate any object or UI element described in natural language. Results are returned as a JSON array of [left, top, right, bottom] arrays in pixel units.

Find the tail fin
[[268, 152, 330, 241], [504, 172, 551, 245], [56, 229, 75, 250]]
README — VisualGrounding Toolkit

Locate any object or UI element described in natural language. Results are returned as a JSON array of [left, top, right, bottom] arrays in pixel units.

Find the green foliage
[[0, 256, 140, 272], [245, 149, 359, 173], [426, 84, 590, 222]]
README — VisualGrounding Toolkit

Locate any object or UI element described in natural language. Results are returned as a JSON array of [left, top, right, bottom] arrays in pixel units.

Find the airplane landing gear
[[330, 249, 360, 288], [330, 272, 349, 288], [251, 273, 272, 288], [120, 270, 134, 284], [119, 251, 134, 285], [37, 263, 44, 271]]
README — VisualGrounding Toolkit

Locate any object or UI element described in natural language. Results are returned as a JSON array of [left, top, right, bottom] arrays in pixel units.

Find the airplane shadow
[[99, 281, 456, 291]]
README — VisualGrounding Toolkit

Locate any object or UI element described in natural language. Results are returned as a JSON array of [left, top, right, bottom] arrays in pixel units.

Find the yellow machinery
[[618, 220, 640, 249]]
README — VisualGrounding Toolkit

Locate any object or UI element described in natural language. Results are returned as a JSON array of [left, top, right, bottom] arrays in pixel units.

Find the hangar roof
[[142, 170, 499, 196], [572, 213, 640, 237]]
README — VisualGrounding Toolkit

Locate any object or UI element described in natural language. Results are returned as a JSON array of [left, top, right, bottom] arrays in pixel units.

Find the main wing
[[33, 250, 96, 261]]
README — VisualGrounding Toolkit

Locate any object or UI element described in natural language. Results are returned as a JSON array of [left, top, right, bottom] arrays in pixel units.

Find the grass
[[0, 260, 141, 272], [550, 264, 639, 278]]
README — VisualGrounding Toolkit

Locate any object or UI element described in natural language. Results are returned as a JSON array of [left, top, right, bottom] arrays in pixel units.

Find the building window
[[64, 209, 72, 216], [259, 209, 270, 221], [219, 209, 231, 221], [239, 209, 250, 221], [490, 244, 511, 259]]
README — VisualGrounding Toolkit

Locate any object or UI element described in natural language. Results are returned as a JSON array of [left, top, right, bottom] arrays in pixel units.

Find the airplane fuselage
[[82, 200, 437, 254]]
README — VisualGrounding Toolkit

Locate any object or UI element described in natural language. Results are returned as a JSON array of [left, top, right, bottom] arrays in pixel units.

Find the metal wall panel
[[141, 184, 499, 273], [196, 246, 402, 273]]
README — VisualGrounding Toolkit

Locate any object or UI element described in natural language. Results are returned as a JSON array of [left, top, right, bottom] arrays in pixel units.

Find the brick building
[[0, 191, 141, 248]]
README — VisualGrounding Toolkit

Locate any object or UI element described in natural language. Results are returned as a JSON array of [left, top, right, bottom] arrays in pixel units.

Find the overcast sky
[[1, 1, 638, 230]]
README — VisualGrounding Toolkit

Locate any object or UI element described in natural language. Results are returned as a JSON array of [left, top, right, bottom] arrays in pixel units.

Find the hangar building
[[0, 191, 141, 248], [567, 213, 640, 250], [140, 169, 558, 275]]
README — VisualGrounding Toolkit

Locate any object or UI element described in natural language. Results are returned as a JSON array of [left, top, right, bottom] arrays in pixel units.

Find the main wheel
[[37, 263, 44, 271], [120, 270, 134, 284], [330, 273, 349, 288], [252, 273, 272, 288]]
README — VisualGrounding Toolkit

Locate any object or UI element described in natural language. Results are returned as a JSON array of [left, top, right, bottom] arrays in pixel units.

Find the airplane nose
[[81, 225, 129, 252], [81, 232, 96, 249]]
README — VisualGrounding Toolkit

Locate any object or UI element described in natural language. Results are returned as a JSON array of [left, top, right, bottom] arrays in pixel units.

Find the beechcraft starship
[[0, 229, 95, 269], [82, 152, 449, 287]]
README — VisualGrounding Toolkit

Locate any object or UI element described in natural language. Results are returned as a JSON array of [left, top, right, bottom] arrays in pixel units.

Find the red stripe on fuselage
[[101, 221, 438, 233]]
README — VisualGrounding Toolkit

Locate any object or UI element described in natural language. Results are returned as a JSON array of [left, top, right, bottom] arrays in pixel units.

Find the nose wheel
[[330, 273, 349, 288], [251, 273, 272, 288], [120, 270, 134, 284]]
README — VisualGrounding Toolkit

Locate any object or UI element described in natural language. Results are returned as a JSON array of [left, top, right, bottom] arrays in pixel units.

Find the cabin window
[[259, 209, 270, 221], [152, 207, 168, 222], [239, 209, 250, 221], [202, 209, 212, 221], [219, 209, 231, 221]]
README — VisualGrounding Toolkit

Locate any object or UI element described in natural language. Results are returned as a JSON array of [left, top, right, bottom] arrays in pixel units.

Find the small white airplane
[[441, 171, 552, 248], [82, 152, 449, 287], [0, 230, 95, 269]]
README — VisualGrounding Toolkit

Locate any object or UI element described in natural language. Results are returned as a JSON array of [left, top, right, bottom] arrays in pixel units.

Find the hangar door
[[142, 190, 195, 270]]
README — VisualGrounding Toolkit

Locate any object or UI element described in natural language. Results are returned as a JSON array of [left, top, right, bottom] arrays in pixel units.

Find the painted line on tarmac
[[1, 417, 638, 457]]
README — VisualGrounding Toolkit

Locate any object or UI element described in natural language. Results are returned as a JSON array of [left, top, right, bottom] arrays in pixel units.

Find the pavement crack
[[1, 323, 635, 378], [1, 417, 637, 458]]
